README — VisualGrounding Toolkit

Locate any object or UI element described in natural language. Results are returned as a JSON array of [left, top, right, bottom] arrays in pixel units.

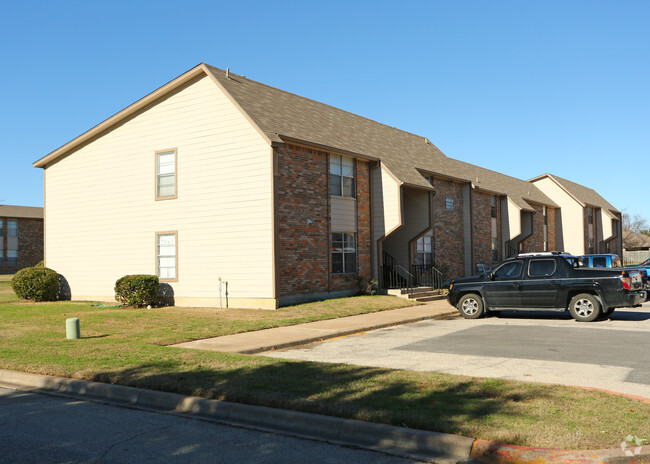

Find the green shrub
[[114, 275, 159, 307], [12, 266, 59, 301]]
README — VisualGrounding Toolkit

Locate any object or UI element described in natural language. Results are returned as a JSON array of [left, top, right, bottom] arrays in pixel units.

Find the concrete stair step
[[413, 294, 447, 302]]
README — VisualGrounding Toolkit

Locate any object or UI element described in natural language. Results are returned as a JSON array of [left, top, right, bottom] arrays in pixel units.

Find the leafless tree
[[622, 209, 650, 249]]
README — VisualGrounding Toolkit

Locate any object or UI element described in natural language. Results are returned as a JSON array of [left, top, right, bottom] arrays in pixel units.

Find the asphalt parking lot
[[263, 301, 650, 399]]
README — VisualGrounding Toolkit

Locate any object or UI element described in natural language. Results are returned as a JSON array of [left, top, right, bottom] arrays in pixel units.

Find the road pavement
[[262, 302, 650, 400], [0, 386, 426, 464]]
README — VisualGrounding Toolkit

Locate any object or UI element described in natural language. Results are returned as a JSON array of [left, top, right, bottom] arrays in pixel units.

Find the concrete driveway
[[262, 301, 650, 400]]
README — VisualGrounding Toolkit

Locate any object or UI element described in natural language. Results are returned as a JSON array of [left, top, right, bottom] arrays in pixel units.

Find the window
[[7, 250, 17, 266], [156, 232, 177, 281], [490, 196, 498, 261], [587, 207, 594, 225], [528, 259, 556, 277], [494, 261, 523, 279], [592, 256, 607, 268], [330, 155, 355, 197], [332, 232, 356, 274], [0, 220, 3, 237], [156, 150, 177, 199], [416, 231, 434, 266], [490, 195, 497, 218], [7, 220, 17, 238]]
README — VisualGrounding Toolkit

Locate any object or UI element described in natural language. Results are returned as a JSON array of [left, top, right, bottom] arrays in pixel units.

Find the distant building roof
[[0, 205, 43, 219], [623, 230, 650, 250]]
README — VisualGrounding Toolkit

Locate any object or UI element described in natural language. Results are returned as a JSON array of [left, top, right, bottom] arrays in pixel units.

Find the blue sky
[[2, 1, 648, 219]]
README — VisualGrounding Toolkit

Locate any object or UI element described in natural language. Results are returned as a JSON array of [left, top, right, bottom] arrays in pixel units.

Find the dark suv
[[447, 252, 646, 322]]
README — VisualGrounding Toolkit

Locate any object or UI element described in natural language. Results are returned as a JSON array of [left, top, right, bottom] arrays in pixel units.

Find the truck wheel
[[569, 293, 601, 322], [457, 293, 484, 319]]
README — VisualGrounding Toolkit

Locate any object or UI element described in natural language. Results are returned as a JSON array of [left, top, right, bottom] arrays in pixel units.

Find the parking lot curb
[[0, 369, 474, 463], [470, 439, 650, 463]]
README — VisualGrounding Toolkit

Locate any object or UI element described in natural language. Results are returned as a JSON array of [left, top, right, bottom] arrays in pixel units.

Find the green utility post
[[66, 318, 80, 339]]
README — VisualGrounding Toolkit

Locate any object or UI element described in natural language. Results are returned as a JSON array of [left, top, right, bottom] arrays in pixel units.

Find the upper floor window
[[587, 207, 594, 225], [7, 220, 17, 238], [330, 155, 355, 197], [156, 150, 177, 200], [490, 195, 497, 218], [0, 220, 3, 237]]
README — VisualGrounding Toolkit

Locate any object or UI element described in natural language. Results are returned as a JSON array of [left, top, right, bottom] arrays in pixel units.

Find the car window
[[493, 261, 523, 279], [566, 257, 585, 268], [528, 259, 556, 277], [613, 257, 622, 267], [592, 257, 607, 268]]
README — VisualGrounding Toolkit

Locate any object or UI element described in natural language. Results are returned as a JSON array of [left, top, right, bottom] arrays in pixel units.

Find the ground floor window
[[332, 232, 356, 274], [416, 231, 434, 266], [7, 250, 17, 266], [156, 232, 178, 281]]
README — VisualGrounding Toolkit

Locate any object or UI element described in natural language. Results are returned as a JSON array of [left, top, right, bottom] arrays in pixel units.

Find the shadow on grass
[[91, 360, 551, 442]]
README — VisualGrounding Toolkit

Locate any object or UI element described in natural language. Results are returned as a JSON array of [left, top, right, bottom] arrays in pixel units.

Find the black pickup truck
[[447, 252, 646, 322]]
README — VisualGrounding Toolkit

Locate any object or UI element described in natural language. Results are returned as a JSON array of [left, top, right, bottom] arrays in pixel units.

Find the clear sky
[[2, 1, 648, 219]]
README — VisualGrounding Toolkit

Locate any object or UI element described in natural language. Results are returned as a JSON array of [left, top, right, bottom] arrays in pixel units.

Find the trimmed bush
[[12, 266, 59, 301], [114, 275, 159, 307]]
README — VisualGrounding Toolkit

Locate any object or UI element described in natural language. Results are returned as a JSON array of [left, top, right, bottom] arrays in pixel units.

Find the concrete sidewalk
[[171, 299, 458, 354]]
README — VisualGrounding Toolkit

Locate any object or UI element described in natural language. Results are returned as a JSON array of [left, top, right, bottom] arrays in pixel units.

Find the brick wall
[[331, 158, 372, 292], [472, 191, 493, 268], [547, 207, 557, 251], [432, 177, 465, 279], [276, 145, 372, 301], [521, 203, 545, 252], [1, 217, 44, 274]]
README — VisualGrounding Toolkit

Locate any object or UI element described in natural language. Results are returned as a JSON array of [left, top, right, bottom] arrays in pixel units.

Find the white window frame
[[416, 231, 434, 266], [156, 231, 178, 282], [7, 220, 17, 238], [332, 232, 357, 274], [330, 154, 355, 198], [156, 149, 178, 200], [7, 250, 17, 267]]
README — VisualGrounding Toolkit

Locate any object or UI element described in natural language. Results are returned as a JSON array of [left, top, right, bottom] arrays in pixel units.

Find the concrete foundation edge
[[0, 369, 474, 462]]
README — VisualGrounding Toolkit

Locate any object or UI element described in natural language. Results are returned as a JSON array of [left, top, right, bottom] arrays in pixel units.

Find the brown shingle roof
[[206, 65, 557, 210], [530, 173, 619, 214], [0, 205, 43, 219]]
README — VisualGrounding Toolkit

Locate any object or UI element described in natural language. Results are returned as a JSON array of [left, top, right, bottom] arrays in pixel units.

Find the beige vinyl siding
[[371, 165, 402, 278], [381, 188, 430, 269], [601, 210, 613, 242], [506, 198, 521, 239], [44, 75, 274, 307], [331, 197, 356, 232], [532, 177, 585, 255]]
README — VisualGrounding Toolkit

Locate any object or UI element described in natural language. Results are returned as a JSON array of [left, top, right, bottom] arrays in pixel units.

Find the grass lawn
[[0, 276, 648, 450]]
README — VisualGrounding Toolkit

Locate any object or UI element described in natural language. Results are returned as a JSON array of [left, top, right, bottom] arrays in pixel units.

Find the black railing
[[411, 264, 444, 290], [380, 264, 413, 293], [506, 244, 519, 258]]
